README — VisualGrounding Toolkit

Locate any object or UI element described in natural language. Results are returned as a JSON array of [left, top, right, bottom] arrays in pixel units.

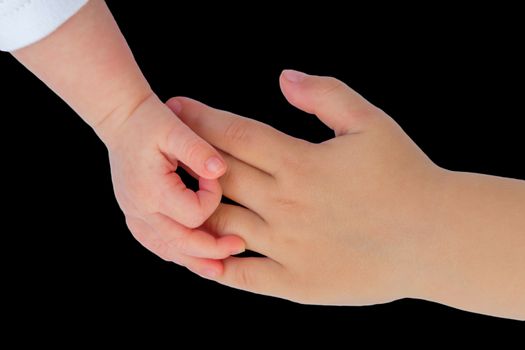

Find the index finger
[[157, 171, 223, 229], [166, 97, 308, 175]]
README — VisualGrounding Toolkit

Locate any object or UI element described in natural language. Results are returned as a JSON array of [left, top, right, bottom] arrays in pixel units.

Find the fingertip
[[183, 178, 222, 227], [183, 153, 226, 181], [166, 97, 182, 114], [173, 96, 195, 105], [218, 235, 246, 256], [166, 96, 200, 118], [279, 69, 315, 115], [279, 69, 295, 92], [167, 96, 199, 113], [281, 69, 309, 83], [164, 122, 226, 180], [164, 177, 221, 229], [165, 97, 178, 106], [187, 259, 224, 280], [204, 155, 227, 178], [279, 71, 288, 93]]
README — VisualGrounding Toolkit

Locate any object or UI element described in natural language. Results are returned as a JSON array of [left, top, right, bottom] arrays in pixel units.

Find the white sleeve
[[0, 0, 88, 52]]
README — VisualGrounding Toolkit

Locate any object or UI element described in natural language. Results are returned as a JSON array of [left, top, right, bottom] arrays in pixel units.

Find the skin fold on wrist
[[94, 91, 157, 149]]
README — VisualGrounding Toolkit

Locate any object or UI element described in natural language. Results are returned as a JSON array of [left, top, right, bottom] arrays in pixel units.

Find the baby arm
[[11, 0, 244, 272], [167, 70, 525, 320]]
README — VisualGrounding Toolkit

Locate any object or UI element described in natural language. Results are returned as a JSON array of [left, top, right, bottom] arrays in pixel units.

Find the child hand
[[105, 95, 245, 273], [8, 0, 245, 275], [168, 71, 525, 319], [166, 71, 440, 304], [168, 71, 525, 320]]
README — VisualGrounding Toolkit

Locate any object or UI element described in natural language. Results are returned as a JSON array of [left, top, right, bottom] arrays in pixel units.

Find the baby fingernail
[[206, 156, 225, 174], [283, 69, 308, 83], [169, 99, 182, 114]]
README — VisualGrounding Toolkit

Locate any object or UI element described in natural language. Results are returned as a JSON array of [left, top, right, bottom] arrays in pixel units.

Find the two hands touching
[[11, 0, 523, 320], [106, 94, 245, 264], [147, 70, 525, 319], [112, 68, 430, 305]]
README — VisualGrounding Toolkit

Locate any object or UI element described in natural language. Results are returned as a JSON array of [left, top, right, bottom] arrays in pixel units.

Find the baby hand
[[104, 95, 245, 275], [167, 71, 443, 305]]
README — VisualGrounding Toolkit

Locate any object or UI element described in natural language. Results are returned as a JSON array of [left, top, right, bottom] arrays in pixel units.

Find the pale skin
[[165, 70, 525, 320], [10, 1, 523, 320], [12, 0, 245, 266]]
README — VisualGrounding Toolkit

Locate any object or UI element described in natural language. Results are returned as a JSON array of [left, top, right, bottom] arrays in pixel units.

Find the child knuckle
[[224, 119, 251, 145]]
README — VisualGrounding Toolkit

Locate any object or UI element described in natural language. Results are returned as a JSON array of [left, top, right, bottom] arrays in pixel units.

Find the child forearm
[[415, 171, 525, 320], [12, 0, 152, 145]]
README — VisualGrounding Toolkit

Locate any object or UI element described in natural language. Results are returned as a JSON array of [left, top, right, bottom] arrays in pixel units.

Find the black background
[[1, 1, 523, 338]]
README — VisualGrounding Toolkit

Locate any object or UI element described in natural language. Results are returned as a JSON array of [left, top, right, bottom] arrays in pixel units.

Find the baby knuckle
[[150, 239, 172, 261], [127, 226, 146, 244], [183, 212, 206, 229], [167, 237, 188, 255], [125, 217, 140, 232], [181, 138, 206, 163], [126, 218, 151, 241]]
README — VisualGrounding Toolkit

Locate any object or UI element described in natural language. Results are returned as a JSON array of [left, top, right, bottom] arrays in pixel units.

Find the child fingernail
[[169, 99, 182, 114], [283, 69, 308, 83], [206, 156, 225, 174]]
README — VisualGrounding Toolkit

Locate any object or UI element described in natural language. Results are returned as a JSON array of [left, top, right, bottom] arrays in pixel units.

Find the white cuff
[[0, 0, 89, 51]]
